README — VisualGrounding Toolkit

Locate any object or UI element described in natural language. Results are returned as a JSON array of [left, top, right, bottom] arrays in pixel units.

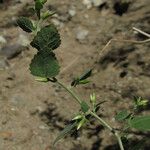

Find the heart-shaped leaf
[[30, 25, 61, 52], [17, 17, 35, 33], [30, 51, 60, 78]]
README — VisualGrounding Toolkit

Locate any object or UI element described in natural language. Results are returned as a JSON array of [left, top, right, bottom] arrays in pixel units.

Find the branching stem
[[90, 111, 124, 150], [55, 80, 124, 150], [56, 80, 81, 104]]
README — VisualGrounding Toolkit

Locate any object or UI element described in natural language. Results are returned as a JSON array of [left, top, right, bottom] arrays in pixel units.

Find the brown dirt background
[[0, 0, 150, 150]]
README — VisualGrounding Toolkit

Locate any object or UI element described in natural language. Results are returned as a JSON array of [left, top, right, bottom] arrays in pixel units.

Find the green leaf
[[35, 1, 43, 10], [53, 122, 77, 146], [34, 0, 47, 19], [134, 97, 148, 109], [72, 115, 83, 121], [77, 118, 86, 130], [90, 93, 96, 104], [30, 51, 60, 78], [35, 2, 42, 19], [79, 69, 92, 81], [78, 79, 90, 85], [129, 116, 150, 131], [31, 25, 61, 52], [71, 69, 92, 87], [81, 101, 89, 113], [17, 17, 35, 33], [115, 110, 130, 121]]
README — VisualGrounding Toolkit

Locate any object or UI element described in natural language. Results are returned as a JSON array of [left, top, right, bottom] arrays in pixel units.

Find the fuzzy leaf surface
[[129, 116, 150, 131], [30, 51, 60, 78], [17, 17, 35, 33], [31, 25, 61, 51], [81, 101, 89, 113], [115, 110, 130, 121]]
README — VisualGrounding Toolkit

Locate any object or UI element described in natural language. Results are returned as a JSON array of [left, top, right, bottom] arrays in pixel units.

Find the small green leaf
[[34, 0, 45, 19], [72, 115, 83, 121], [30, 51, 60, 78], [81, 101, 89, 113], [134, 97, 148, 109], [35, 1, 43, 10], [78, 79, 90, 84], [53, 122, 77, 146], [71, 69, 92, 87], [90, 93, 96, 104], [79, 69, 92, 81], [17, 17, 35, 33], [77, 118, 86, 130], [115, 110, 130, 121], [31, 25, 61, 52], [34, 0, 47, 19], [129, 116, 150, 131]]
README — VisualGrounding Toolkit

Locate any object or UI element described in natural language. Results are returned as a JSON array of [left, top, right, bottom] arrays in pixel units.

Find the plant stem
[[56, 80, 124, 150], [90, 111, 124, 150], [56, 80, 82, 104]]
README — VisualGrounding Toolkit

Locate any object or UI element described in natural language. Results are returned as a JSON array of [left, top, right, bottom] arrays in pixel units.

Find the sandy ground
[[0, 0, 150, 150]]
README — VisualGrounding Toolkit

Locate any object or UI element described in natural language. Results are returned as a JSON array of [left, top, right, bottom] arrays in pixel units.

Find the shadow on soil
[[34, 101, 150, 150]]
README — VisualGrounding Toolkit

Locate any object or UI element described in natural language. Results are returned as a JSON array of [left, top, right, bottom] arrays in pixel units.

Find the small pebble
[[68, 9, 76, 17], [17, 33, 30, 47], [0, 36, 6, 44], [76, 27, 89, 42], [0, 44, 26, 59]]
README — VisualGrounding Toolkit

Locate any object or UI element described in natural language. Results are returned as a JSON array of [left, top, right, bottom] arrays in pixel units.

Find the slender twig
[[90, 28, 150, 150], [90, 111, 124, 150], [53, 27, 150, 150], [97, 26, 150, 58], [133, 27, 150, 38], [56, 80, 82, 104], [55, 80, 124, 150], [98, 38, 150, 58]]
